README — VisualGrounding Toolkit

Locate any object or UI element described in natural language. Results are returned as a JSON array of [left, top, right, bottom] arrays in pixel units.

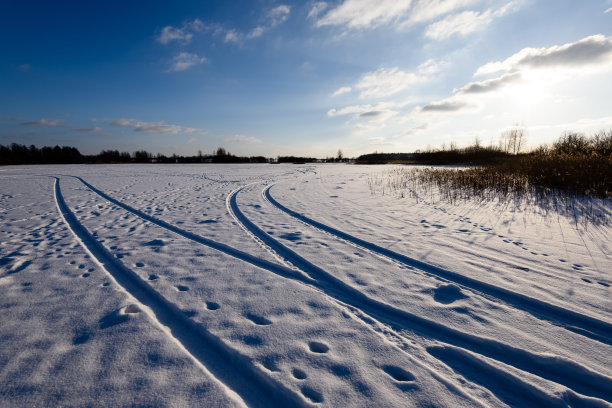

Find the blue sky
[[1, 0, 612, 157]]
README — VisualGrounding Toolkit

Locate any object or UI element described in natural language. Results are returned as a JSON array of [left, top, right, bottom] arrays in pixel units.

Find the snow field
[[0, 164, 611, 407]]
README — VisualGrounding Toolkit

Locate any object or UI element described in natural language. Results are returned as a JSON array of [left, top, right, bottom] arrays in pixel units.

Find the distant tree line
[[356, 128, 611, 166], [0, 144, 83, 165], [0, 144, 347, 165]]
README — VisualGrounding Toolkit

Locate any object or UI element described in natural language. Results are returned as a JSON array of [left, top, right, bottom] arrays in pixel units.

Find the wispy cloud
[[332, 62, 439, 101], [157, 6, 290, 49], [247, 5, 291, 39], [308, 2, 328, 19], [316, 0, 414, 29], [225, 134, 262, 143], [416, 58, 446, 75], [331, 86, 352, 97], [605, 7, 612, 14], [475, 34, 612, 75], [167, 52, 207, 72], [327, 102, 403, 125], [408, 0, 476, 24], [315, 0, 523, 41], [21, 119, 63, 127], [420, 98, 472, 112], [157, 19, 204, 44], [410, 34, 612, 123], [455, 72, 522, 94], [424, 1, 518, 40], [204, 5, 292, 44], [328, 102, 395, 117], [223, 29, 240, 43], [20, 119, 102, 132], [355, 67, 423, 99], [112, 118, 200, 134]]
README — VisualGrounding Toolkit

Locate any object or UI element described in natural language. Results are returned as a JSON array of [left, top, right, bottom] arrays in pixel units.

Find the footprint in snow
[[99, 305, 139, 329], [72, 331, 92, 345], [279, 232, 302, 241], [176, 285, 189, 292], [206, 301, 220, 310], [382, 365, 415, 382], [330, 364, 351, 377], [245, 313, 272, 326], [144, 239, 166, 247], [433, 284, 468, 304], [123, 304, 141, 314], [308, 341, 329, 354], [292, 368, 307, 380], [301, 386, 324, 404], [260, 355, 280, 372]]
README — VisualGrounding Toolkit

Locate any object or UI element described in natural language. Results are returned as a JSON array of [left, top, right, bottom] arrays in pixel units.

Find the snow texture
[[0, 164, 611, 407]]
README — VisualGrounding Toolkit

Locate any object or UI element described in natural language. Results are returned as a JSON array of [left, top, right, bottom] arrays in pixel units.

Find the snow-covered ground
[[1, 164, 610, 407]]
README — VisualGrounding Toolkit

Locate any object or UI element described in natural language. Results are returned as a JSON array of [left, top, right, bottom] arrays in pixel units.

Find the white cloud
[[315, 0, 486, 30], [328, 102, 383, 117], [475, 34, 612, 76], [247, 5, 291, 39], [112, 118, 199, 134], [408, 0, 475, 24], [605, 7, 612, 14], [225, 134, 262, 143], [355, 67, 421, 99], [158, 26, 191, 44], [455, 72, 522, 94], [268, 5, 291, 23], [417, 59, 446, 75], [224, 29, 240, 43], [420, 98, 472, 113], [316, 0, 413, 29], [327, 102, 401, 123], [331, 86, 352, 97], [425, 1, 519, 40], [189, 19, 205, 32], [157, 19, 204, 44], [247, 26, 266, 39], [21, 119, 63, 127], [308, 2, 328, 19], [167, 52, 207, 72], [20, 119, 101, 132], [425, 9, 493, 39]]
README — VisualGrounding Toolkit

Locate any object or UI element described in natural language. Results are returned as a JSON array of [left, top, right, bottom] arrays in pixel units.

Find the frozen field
[[0, 164, 611, 407]]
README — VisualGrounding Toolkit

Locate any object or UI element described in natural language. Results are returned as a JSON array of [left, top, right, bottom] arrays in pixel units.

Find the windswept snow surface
[[1, 164, 611, 407]]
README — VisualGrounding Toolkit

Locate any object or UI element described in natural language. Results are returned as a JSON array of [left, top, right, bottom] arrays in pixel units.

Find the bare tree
[[501, 124, 526, 154]]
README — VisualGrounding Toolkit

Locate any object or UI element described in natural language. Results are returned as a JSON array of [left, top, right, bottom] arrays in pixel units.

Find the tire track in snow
[[264, 185, 612, 347], [53, 177, 307, 408], [230, 185, 612, 403], [71, 175, 612, 403], [71, 175, 313, 285]]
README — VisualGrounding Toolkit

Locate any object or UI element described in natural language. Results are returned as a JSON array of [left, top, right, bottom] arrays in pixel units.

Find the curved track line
[[72, 175, 484, 406], [230, 185, 612, 403], [264, 185, 612, 346], [54, 177, 307, 408], [72, 176, 313, 285]]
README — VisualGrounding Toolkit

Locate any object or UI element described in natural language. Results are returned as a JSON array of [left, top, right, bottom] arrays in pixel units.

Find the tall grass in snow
[[367, 130, 612, 227]]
